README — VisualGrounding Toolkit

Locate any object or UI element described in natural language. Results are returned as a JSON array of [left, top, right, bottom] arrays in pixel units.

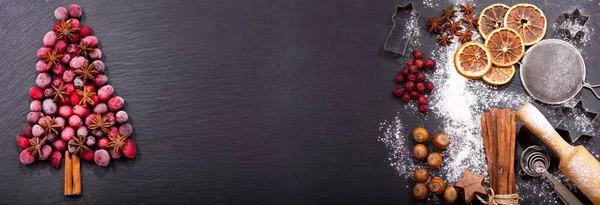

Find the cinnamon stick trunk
[[72, 154, 81, 195], [64, 151, 72, 196]]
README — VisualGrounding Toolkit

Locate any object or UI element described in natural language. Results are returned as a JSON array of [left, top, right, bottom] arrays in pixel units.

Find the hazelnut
[[413, 144, 428, 160], [427, 152, 442, 168], [412, 127, 429, 143], [444, 186, 458, 203], [413, 183, 428, 200], [433, 133, 450, 150], [413, 168, 429, 183], [428, 177, 446, 195]]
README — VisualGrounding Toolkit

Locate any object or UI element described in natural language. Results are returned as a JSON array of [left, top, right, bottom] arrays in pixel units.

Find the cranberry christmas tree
[[18, 4, 136, 168]]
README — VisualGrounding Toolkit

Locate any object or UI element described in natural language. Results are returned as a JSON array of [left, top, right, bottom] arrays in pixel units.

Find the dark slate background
[[0, 0, 599, 204]]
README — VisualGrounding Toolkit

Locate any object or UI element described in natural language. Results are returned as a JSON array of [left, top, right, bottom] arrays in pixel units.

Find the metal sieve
[[520, 39, 600, 104]]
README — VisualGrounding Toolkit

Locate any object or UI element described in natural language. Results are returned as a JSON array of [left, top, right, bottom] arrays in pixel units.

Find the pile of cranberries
[[392, 50, 436, 113], [17, 4, 136, 168]]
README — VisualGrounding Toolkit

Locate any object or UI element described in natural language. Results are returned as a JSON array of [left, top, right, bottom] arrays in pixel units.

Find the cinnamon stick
[[488, 108, 498, 192], [508, 111, 517, 194], [481, 112, 493, 186], [72, 154, 81, 195], [64, 151, 72, 196], [496, 109, 509, 194]]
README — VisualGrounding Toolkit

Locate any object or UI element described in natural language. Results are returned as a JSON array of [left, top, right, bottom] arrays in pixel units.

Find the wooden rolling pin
[[517, 103, 600, 204]]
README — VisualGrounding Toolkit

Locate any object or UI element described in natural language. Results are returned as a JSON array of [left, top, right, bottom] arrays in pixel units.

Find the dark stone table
[[0, 0, 598, 204]]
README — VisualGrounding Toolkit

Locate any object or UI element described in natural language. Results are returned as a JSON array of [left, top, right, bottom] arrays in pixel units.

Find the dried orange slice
[[485, 28, 525, 67], [454, 41, 492, 79], [483, 64, 516, 86], [503, 3, 547, 46], [478, 3, 510, 40]]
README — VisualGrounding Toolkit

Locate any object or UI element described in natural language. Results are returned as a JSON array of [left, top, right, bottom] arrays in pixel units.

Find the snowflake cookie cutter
[[383, 3, 420, 56], [556, 8, 589, 41]]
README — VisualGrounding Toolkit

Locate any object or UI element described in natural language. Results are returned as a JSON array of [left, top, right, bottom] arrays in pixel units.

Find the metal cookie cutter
[[555, 100, 598, 143], [383, 3, 420, 56], [557, 9, 589, 41]]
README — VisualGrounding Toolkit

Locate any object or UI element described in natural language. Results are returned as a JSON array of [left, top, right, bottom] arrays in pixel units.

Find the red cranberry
[[84, 84, 96, 93], [108, 96, 125, 111], [406, 60, 414, 67], [55, 117, 66, 130], [72, 105, 89, 117], [37, 47, 53, 59], [414, 59, 424, 69], [16, 135, 30, 149], [53, 140, 67, 152], [105, 112, 116, 125], [94, 149, 111, 166], [410, 91, 420, 99], [63, 70, 76, 83], [69, 18, 80, 28], [418, 105, 428, 113], [68, 33, 80, 44], [392, 88, 403, 97], [67, 43, 80, 56], [68, 4, 82, 18], [36, 73, 52, 89], [30, 100, 42, 112], [60, 53, 71, 65], [425, 58, 436, 69], [401, 93, 411, 103], [109, 126, 119, 137], [409, 65, 418, 74], [400, 68, 409, 76], [78, 25, 92, 38], [116, 111, 129, 123], [416, 82, 426, 93], [52, 63, 65, 77], [395, 75, 404, 83], [54, 7, 68, 20], [68, 115, 82, 127], [404, 81, 415, 92], [70, 56, 86, 69], [84, 113, 96, 126], [407, 74, 416, 81], [59, 105, 73, 118], [82, 36, 98, 48], [92, 60, 105, 73], [73, 77, 84, 89], [52, 78, 64, 88], [82, 150, 94, 161], [32, 124, 44, 137], [50, 150, 62, 168], [53, 21, 62, 33], [76, 126, 88, 138], [85, 136, 96, 146], [122, 139, 137, 159], [27, 112, 42, 124], [413, 50, 423, 59], [89, 48, 102, 60], [44, 87, 54, 99], [61, 126, 75, 142], [23, 124, 33, 137], [119, 123, 133, 137], [30, 87, 44, 100], [70, 92, 82, 105], [416, 73, 426, 82], [97, 138, 110, 149], [93, 103, 109, 115], [94, 74, 108, 87], [38, 116, 49, 127], [38, 145, 52, 160], [20, 150, 35, 165], [43, 31, 57, 47], [55, 40, 68, 54], [91, 95, 100, 105], [418, 96, 428, 105], [42, 99, 58, 116], [109, 148, 122, 159], [425, 82, 434, 92], [36, 61, 48, 72]]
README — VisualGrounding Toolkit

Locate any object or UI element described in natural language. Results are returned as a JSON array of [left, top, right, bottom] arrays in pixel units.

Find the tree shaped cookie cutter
[[384, 3, 420, 56]]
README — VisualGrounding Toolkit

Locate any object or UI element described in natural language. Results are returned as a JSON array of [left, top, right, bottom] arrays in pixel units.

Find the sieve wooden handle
[[516, 103, 573, 160]]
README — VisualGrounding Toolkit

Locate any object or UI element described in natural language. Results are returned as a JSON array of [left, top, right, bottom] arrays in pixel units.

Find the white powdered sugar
[[422, 0, 439, 9]]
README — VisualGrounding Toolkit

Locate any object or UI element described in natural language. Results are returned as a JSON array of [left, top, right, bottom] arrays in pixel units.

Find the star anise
[[40, 49, 64, 69], [459, 2, 476, 16], [456, 27, 474, 44], [74, 60, 98, 83], [437, 33, 453, 47], [42, 117, 62, 137], [444, 21, 463, 36], [441, 4, 458, 22], [76, 40, 95, 58], [69, 136, 92, 156], [76, 86, 96, 107], [461, 15, 479, 28], [106, 133, 128, 156], [426, 16, 444, 33], [88, 114, 114, 133], [26, 137, 47, 159], [52, 83, 68, 102], [55, 19, 80, 41]]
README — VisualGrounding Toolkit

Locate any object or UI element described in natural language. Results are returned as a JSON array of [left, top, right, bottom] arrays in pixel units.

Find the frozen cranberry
[[119, 123, 133, 137], [37, 47, 53, 60], [416, 82, 426, 93], [116, 111, 129, 123], [27, 112, 42, 124], [16, 135, 30, 149], [122, 139, 136, 159], [98, 85, 114, 101], [23, 124, 33, 137], [70, 56, 86, 69], [73, 77, 84, 89], [78, 25, 92, 38], [407, 74, 416, 81], [55, 40, 68, 54], [401, 93, 411, 103], [409, 65, 418, 74], [109, 148, 122, 159], [395, 75, 404, 83], [94, 74, 108, 87], [63, 70, 76, 83], [404, 81, 415, 92], [67, 43, 80, 56], [109, 127, 119, 137], [69, 18, 80, 28], [410, 91, 420, 99], [68, 4, 82, 18], [33, 125, 45, 138], [44, 87, 54, 99], [393, 88, 404, 97], [30, 100, 42, 112], [108, 96, 125, 111], [53, 21, 62, 33], [52, 78, 64, 88], [50, 150, 62, 168], [94, 149, 111, 166], [414, 59, 424, 69], [418, 96, 428, 105], [89, 48, 102, 60], [400, 68, 409, 76], [37, 116, 49, 127], [61, 126, 75, 142], [91, 95, 100, 105], [53, 140, 67, 152], [36, 61, 48, 72], [425, 82, 434, 92], [30, 87, 44, 100], [54, 117, 66, 130], [68, 33, 80, 44], [92, 60, 105, 73], [413, 50, 423, 59], [418, 105, 428, 113], [406, 60, 414, 67], [54, 7, 69, 20], [425, 58, 436, 69], [84, 113, 96, 126], [76, 126, 88, 138], [85, 136, 96, 147], [82, 36, 98, 48], [42, 99, 58, 116], [105, 112, 116, 125], [416, 73, 426, 82], [36, 73, 52, 89], [67, 139, 76, 153], [38, 145, 52, 160], [68, 115, 82, 127], [53, 63, 66, 77], [97, 138, 109, 149], [93, 129, 105, 138], [70, 92, 82, 105], [20, 150, 35, 165], [58, 106, 72, 118], [73, 105, 90, 117], [46, 133, 58, 142], [43, 31, 57, 48], [82, 150, 94, 161]]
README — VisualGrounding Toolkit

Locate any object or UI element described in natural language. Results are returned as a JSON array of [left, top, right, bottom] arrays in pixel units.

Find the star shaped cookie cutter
[[555, 100, 598, 143], [556, 8, 589, 41], [383, 3, 420, 56]]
